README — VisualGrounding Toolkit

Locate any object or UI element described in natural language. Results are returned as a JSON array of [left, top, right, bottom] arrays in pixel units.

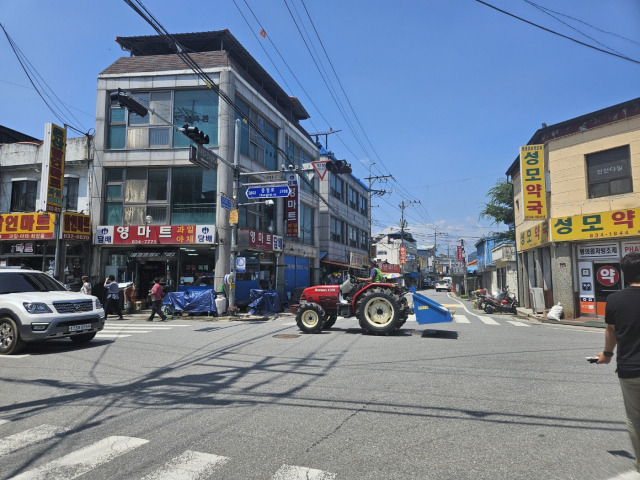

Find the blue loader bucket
[[412, 292, 453, 325]]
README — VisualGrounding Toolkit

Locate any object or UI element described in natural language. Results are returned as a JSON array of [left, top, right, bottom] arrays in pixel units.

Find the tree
[[479, 178, 514, 241]]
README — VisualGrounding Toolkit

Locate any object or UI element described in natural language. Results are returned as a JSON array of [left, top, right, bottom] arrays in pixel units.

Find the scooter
[[483, 288, 518, 314]]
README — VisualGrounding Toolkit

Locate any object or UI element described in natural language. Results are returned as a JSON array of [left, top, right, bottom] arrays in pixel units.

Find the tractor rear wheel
[[296, 303, 326, 333], [357, 289, 402, 335]]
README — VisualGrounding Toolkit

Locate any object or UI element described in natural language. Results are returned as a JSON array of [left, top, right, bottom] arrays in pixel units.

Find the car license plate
[[68, 323, 91, 332]]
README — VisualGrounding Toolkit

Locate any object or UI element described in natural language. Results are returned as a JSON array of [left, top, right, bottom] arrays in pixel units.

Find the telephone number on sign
[[130, 240, 157, 244], [588, 230, 630, 238]]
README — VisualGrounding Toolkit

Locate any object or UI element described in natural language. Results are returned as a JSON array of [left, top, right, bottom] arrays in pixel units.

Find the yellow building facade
[[507, 98, 640, 319]]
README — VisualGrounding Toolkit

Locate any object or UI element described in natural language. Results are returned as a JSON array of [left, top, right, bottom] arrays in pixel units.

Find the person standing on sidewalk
[[597, 252, 640, 473], [103, 275, 124, 320], [147, 277, 167, 322], [80, 276, 92, 295]]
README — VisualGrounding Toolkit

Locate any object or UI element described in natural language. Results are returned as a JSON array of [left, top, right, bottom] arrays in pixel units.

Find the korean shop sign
[[95, 225, 215, 245], [43, 123, 66, 214], [551, 208, 639, 241], [0, 213, 55, 240], [520, 144, 546, 220], [62, 212, 91, 241], [285, 173, 300, 238], [519, 220, 549, 251]]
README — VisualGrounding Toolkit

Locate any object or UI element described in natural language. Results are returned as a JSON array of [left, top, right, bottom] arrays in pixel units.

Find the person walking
[[596, 252, 640, 473], [147, 277, 167, 322], [80, 276, 92, 295], [103, 275, 124, 320]]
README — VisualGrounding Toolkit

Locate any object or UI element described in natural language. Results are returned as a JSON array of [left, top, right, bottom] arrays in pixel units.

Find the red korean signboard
[[62, 212, 91, 240], [95, 225, 215, 245], [286, 174, 300, 237], [244, 228, 283, 251], [456, 246, 463, 262], [399, 245, 406, 265], [596, 265, 619, 287], [380, 263, 401, 273], [0, 213, 55, 240]]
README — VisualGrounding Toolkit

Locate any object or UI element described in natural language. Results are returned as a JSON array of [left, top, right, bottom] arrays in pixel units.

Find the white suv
[[0, 268, 105, 355]]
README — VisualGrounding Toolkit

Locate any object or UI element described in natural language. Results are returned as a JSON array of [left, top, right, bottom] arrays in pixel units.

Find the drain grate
[[273, 334, 301, 339]]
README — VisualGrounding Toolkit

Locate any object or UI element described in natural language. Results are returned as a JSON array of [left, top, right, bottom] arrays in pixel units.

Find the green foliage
[[479, 178, 515, 241]]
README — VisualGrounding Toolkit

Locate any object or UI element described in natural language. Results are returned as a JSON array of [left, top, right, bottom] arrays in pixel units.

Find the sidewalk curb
[[119, 310, 292, 323]]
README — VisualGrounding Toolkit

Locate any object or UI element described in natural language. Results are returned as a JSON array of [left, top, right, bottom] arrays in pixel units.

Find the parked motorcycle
[[483, 287, 518, 314]]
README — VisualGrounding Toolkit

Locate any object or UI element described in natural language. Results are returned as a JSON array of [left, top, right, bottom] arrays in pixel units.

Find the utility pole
[[461, 238, 467, 295], [365, 165, 393, 257], [398, 200, 420, 283], [228, 119, 240, 311]]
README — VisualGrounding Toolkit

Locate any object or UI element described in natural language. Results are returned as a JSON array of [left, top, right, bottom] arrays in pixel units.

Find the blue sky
[[1, 0, 639, 254]]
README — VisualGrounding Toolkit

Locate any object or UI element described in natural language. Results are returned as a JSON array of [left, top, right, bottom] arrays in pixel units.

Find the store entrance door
[[593, 262, 622, 317], [139, 262, 167, 299]]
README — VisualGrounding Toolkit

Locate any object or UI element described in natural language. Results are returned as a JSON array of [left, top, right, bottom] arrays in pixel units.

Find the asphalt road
[[0, 289, 637, 480]]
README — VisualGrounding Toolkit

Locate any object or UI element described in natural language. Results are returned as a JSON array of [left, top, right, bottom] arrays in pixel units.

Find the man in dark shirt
[[597, 252, 640, 473]]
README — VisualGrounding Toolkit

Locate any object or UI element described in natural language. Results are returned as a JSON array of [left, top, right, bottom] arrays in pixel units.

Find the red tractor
[[290, 275, 412, 335]]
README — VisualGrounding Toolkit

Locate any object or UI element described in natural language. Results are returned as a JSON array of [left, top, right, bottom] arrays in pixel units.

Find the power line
[[474, 0, 640, 65]]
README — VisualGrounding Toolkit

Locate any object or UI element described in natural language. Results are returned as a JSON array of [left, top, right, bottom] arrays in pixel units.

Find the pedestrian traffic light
[[180, 124, 210, 145], [325, 159, 352, 174], [109, 89, 148, 118]]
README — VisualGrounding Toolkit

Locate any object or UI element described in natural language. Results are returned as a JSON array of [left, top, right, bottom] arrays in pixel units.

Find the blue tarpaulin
[[163, 290, 217, 315], [248, 289, 288, 315]]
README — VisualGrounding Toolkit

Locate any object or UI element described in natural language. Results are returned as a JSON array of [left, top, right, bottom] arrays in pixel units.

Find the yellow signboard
[[519, 220, 550, 251], [551, 208, 639, 242], [229, 209, 238, 224], [520, 144, 546, 220], [0, 213, 55, 239]]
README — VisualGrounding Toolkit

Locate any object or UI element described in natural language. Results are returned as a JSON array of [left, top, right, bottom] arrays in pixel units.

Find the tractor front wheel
[[357, 290, 402, 335], [296, 303, 326, 333]]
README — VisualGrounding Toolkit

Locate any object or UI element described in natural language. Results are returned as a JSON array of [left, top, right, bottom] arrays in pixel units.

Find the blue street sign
[[220, 195, 232, 211], [246, 185, 290, 199]]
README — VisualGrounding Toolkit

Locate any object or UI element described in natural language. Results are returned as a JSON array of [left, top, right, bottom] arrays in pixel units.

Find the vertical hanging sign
[[520, 144, 546, 220], [42, 123, 66, 214], [285, 173, 300, 237]]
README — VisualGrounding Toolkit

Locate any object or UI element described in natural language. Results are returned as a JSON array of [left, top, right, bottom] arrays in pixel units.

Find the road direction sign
[[246, 184, 290, 199], [220, 195, 232, 211]]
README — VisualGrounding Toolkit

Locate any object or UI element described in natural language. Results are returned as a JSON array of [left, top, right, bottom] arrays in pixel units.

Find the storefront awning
[[321, 259, 351, 268]]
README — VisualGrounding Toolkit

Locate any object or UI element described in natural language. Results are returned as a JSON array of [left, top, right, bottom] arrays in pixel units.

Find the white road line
[[0, 419, 9, 426], [140, 450, 229, 480], [272, 464, 337, 480], [0, 424, 70, 456], [605, 471, 640, 480], [103, 325, 172, 329], [479, 317, 500, 325], [507, 320, 531, 327], [0, 355, 30, 359], [95, 334, 132, 338], [281, 322, 297, 326], [11, 435, 148, 480], [453, 315, 470, 324]]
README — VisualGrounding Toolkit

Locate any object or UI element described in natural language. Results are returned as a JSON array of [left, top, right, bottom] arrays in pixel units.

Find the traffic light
[[325, 159, 352, 174], [109, 89, 148, 118], [180, 124, 210, 145]]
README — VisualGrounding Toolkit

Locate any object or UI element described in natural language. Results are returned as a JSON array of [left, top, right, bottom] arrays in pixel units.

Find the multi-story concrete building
[[316, 148, 370, 279], [0, 126, 93, 289], [91, 30, 320, 301], [507, 97, 640, 319]]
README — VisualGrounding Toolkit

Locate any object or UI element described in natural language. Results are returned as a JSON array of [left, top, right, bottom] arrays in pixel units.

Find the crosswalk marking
[[272, 464, 337, 480], [507, 320, 531, 327], [0, 424, 70, 456], [0, 419, 9, 425], [11, 435, 148, 480], [140, 450, 229, 480], [479, 316, 500, 325], [95, 334, 132, 338], [453, 315, 470, 323]]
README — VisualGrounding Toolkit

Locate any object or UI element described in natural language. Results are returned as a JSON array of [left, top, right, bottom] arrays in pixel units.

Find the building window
[[63, 177, 79, 211], [330, 175, 343, 201], [300, 203, 314, 246], [587, 146, 632, 198], [348, 225, 358, 248], [360, 230, 368, 250], [349, 187, 359, 210], [330, 216, 344, 243], [10, 180, 37, 212], [104, 167, 211, 226], [235, 97, 278, 169], [108, 89, 218, 150], [360, 195, 368, 216]]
